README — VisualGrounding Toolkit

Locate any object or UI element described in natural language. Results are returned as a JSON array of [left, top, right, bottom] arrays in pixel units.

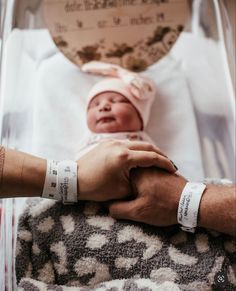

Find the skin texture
[[109, 168, 187, 226], [0, 141, 176, 199], [87, 92, 142, 133], [0, 148, 47, 198], [77, 140, 176, 201], [109, 168, 236, 237]]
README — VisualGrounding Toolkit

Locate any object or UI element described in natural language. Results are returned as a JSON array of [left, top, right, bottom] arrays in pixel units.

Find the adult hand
[[77, 140, 177, 201], [109, 167, 187, 226], [109, 167, 236, 236]]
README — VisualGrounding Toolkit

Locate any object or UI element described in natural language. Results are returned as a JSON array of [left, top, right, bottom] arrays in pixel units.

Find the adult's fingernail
[[170, 160, 178, 171]]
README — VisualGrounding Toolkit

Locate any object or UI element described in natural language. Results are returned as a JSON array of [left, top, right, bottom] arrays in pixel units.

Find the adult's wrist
[[22, 154, 47, 197], [198, 185, 223, 230], [1, 148, 47, 198], [195, 184, 235, 236]]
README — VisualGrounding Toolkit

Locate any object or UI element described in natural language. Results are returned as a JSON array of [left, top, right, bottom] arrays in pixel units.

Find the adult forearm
[[0, 140, 175, 201], [0, 147, 46, 198], [198, 185, 236, 236]]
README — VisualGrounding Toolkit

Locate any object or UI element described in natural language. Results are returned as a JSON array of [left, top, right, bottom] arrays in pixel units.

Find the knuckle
[[154, 153, 163, 163], [148, 143, 155, 150], [151, 151, 158, 159], [116, 148, 130, 162], [145, 142, 155, 151], [149, 152, 159, 164]]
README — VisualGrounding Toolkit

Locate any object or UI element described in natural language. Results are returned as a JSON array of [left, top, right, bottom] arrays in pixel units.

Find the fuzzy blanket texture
[[16, 183, 236, 291]]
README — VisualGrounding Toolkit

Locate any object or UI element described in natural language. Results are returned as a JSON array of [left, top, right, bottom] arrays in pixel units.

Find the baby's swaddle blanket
[[75, 131, 155, 159], [16, 197, 236, 290]]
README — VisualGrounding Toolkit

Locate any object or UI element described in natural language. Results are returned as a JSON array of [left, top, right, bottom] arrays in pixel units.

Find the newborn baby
[[87, 89, 143, 134], [76, 61, 157, 158]]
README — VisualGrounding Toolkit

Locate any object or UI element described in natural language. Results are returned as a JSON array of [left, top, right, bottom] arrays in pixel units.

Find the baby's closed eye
[[88, 100, 99, 108], [112, 97, 129, 103]]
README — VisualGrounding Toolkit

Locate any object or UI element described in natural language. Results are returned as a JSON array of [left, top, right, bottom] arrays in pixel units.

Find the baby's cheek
[[121, 114, 142, 130], [87, 114, 96, 131]]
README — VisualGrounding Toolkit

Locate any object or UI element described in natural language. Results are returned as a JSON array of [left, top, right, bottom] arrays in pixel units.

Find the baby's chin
[[90, 121, 141, 133], [93, 128, 125, 133], [91, 125, 134, 133]]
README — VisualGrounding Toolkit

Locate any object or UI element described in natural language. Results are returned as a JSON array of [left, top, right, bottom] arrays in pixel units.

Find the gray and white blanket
[[16, 196, 236, 291]]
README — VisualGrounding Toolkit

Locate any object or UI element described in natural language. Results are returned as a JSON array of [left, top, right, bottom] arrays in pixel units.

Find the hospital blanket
[[16, 197, 236, 290]]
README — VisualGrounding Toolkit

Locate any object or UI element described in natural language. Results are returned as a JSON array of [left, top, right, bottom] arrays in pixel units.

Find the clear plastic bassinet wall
[[0, 0, 235, 290]]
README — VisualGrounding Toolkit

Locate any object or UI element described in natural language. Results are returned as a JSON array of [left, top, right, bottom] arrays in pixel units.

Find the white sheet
[[171, 32, 235, 180]]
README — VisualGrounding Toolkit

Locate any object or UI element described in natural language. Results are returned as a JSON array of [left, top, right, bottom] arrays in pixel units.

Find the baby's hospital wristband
[[177, 182, 206, 233], [57, 161, 78, 204], [42, 160, 60, 200]]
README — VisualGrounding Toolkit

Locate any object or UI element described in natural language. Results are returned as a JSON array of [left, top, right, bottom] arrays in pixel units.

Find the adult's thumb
[[109, 199, 140, 221]]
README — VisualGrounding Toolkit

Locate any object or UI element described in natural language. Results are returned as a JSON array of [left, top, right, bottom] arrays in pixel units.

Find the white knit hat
[[83, 61, 156, 128]]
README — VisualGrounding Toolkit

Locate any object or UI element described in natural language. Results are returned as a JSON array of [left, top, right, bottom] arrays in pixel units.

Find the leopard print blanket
[[16, 192, 236, 291]]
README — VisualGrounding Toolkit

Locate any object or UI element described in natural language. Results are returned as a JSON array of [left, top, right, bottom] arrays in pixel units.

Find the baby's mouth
[[97, 117, 115, 123]]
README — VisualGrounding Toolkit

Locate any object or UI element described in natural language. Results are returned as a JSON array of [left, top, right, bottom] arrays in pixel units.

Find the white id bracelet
[[57, 161, 78, 204], [177, 182, 206, 233], [42, 160, 60, 200]]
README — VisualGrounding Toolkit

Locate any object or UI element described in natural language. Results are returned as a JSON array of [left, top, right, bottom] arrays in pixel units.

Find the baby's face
[[87, 92, 142, 133]]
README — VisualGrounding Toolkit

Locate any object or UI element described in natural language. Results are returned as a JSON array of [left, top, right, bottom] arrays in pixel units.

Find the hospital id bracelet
[[177, 182, 206, 233], [42, 160, 60, 200], [57, 161, 78, 204]]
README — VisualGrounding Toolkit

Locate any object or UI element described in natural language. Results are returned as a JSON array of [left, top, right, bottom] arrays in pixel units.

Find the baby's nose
[[99, 102, 111, 111]]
